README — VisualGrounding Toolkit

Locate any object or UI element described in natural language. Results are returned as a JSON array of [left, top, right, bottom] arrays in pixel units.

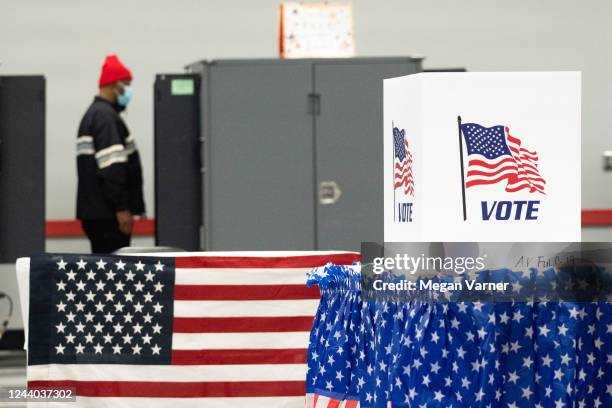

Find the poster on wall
[[383, 72, 582, 242], [279, 2, 355, 58]]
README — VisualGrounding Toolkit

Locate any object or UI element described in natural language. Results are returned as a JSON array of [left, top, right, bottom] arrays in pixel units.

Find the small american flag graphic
[[393, 126, 414, 196], [25, 252, 359, 407], [460, 122, 545, 193]]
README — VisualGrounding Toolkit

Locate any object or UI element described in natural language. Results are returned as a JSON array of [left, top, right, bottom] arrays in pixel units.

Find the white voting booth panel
[[384, 72, 581, 242]]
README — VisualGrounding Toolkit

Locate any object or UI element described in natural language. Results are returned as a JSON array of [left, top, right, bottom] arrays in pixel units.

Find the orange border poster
[[279, 2, 355, 58]]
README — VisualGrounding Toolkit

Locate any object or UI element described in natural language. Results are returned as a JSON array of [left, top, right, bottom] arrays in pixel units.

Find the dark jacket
[[76, 97, 145, 220]]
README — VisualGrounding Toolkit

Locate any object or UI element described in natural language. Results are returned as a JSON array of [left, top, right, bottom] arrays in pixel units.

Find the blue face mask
[[118, 86, 133, 107]]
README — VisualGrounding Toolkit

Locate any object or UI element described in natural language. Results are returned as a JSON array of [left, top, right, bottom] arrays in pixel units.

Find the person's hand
[[116, 210, 134, 235]]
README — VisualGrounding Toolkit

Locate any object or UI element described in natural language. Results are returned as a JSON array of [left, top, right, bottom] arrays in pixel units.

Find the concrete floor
[[0, 351, 26, 408]]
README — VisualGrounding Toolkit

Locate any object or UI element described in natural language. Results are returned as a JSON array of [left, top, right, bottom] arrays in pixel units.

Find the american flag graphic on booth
[[460, 122, 545, 194], [25, 252, 359, 407], [393, 126, 414, 196]]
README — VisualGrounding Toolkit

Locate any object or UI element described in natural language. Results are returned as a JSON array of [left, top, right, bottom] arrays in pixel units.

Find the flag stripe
[[174, 284, 320, 300], [521, 152, 538, 160], [506, 133, 521, 145], [27, 380, 306, 398], [466, 165, 517, 178], [27, 363, 306, 382], [395, 177, 414, 187], [312, 395, 360, 408], [508, 177, 545, 187], [172, 331, 310, 350], [507, 182, 544, 193], [467, 156, 517, 167], [394, 162, 411, 171], [175, 254, 359, 269], [466, 174, 511, 188], [315, 395, 333, 407], [521, 162, 539, 173], [175, 268, 316, 285], [171, 348, 307, 365], [173, 316, 314, 333], [46, 396, 306, 408], [173, 299, 319, 317], [466, 171, 516, 183], [328, 400, 340, 408]]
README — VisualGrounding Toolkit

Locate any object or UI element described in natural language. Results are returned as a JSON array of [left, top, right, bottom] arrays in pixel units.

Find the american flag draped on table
[[21, 252, 359, 407], [460, 122, 545, 194], [305, 264, 612, 408]]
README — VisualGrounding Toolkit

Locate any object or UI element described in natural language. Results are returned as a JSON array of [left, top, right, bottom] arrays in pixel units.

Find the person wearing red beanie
[[75, 55, 145, 253], [98, 54, 132, 88]]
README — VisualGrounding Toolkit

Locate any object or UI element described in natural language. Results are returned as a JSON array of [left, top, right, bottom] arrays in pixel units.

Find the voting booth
[[383, 72, 581, 242]]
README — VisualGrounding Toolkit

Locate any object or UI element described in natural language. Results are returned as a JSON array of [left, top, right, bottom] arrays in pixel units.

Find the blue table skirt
[[305, 264, 612, 408]]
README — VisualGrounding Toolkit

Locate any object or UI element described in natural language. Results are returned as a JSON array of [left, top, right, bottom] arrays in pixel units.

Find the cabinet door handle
[[319, 181, 342, 205], [308, 93, 321, 116]]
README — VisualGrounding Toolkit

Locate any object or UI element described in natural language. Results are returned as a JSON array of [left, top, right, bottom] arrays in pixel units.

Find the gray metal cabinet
[[181, 57, 422, 251]]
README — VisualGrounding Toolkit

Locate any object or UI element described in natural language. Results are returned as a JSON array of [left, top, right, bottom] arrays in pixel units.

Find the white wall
[[1, 0, 611, 222]]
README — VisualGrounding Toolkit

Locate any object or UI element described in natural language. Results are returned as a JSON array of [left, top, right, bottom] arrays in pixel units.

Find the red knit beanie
[[98, 55, 132, 88]]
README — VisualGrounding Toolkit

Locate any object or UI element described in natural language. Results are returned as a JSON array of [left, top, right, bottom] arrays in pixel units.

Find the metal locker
[[0, 76, 45, 262], [154, 74, 202, 251], [197, 60, 316, 250]]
